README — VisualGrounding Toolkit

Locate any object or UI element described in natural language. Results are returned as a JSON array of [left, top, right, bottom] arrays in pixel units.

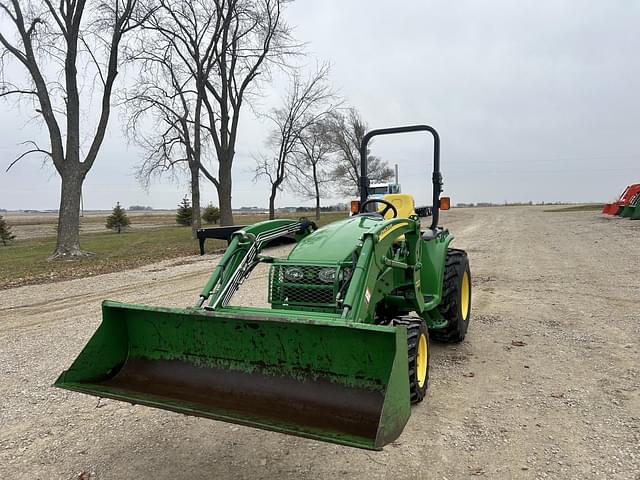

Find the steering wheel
[[359, 199, 398, 219]]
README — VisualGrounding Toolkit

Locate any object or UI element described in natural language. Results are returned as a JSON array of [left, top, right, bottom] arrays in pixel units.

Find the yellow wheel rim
[[461, 270, 470, 321], [416, 333, 428, 388]]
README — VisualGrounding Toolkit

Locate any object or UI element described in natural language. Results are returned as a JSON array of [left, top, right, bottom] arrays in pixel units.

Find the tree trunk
[[190, 163, 202, 238], [313, 164, 320, 220], [51, 168, 86, 259], [268, 186, 277, 220], [217, 158, 234, 226]]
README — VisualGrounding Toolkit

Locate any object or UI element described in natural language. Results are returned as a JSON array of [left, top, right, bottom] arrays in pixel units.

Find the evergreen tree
[[0, 215, 16, 246], [176, 196, 193, 226], [202, 203, 220, 224], [105, 202, 131, 234]]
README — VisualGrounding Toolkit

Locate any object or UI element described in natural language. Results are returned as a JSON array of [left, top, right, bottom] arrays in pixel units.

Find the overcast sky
[[1, 0, 639, 210]]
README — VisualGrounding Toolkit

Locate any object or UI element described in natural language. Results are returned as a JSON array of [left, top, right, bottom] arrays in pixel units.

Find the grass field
[[0, 212, 346, 289], [544, 203, 603, 212], [5, 212, 177, 227], [0, 226, 212, 289]]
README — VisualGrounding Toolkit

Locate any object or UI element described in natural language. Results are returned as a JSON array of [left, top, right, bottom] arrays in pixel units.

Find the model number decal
[[378, 222, 408, 241]]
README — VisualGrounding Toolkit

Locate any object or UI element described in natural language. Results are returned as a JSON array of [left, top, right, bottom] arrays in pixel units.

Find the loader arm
[[197, 219, 315, 308]]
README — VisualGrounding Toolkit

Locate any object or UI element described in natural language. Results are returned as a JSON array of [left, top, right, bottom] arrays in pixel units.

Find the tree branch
[[5, 141, 52, 171], [0, 88, 37, 97]]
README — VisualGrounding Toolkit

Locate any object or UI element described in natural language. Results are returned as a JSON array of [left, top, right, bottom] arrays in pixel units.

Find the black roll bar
[[359, 125, 442, 229]]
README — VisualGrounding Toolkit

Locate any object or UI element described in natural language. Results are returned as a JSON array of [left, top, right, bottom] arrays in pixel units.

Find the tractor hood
[[288, 216, 382, 263]]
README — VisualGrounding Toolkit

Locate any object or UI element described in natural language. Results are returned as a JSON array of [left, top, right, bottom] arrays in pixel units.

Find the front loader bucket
[[55, 301, 410, 450]]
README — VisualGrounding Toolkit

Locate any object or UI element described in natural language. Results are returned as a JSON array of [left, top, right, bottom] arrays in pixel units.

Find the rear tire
[[394, 318, 430, 403], [432, 249, 471, 342]]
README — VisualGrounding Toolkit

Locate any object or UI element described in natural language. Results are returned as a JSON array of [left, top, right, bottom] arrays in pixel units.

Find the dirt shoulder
[[0, 206, 638, 479]]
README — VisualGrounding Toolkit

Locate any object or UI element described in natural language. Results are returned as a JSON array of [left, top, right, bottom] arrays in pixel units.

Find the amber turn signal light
[[439, 197, 451, 211], [350, 200, 360, 214]]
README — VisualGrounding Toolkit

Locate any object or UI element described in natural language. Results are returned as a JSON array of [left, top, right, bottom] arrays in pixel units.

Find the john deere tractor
[[56, 125, 472, 451]]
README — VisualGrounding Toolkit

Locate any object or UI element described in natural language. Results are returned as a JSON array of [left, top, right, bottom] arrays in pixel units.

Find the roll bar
[[359, 125, 442, 230]]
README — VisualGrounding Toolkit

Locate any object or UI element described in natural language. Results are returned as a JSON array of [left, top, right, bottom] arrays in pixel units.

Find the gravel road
[[1, 206, 638, 479]]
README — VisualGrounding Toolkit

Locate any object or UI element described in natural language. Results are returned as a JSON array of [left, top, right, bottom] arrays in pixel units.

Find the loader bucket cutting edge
[[55, 301, 411, 450]]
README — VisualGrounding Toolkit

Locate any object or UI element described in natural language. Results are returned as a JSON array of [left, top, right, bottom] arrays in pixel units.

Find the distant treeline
[[128, 205, 154, 211], [293, 205, 348, 213], [235, 204, 348, 214], [456, 201, 584, 208]]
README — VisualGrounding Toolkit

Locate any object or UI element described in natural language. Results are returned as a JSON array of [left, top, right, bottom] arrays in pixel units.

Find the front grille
[[269, 264, 341, 310]]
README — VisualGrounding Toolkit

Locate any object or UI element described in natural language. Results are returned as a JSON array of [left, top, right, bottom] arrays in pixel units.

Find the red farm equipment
[[602, 184, 640, 215]]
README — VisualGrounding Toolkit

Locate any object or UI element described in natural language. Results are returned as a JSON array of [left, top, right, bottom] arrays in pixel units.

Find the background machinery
[[602, 183, 640, 215], [620, 192, 640, 218], [352, 165, 432, 218], [55, 125, 472, 451]]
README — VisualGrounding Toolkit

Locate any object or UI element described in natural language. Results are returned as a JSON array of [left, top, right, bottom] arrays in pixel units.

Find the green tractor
[[55, 125, 472, 451]]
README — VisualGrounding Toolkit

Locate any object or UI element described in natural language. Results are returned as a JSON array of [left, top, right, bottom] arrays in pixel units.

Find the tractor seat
[[381, 193, 417, 219], [380, 193, 417, 243]]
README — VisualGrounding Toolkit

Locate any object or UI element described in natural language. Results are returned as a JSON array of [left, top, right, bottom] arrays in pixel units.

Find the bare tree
[[125, 59, 208, 236], [253, 64, 338, 219], [125, 0, 223, 236], [329, 108, 394, 197], [288, 119, 335, 220], [203, 0, 299, 225], [127, 0, 298, 227], [0, 0, 145, 258]]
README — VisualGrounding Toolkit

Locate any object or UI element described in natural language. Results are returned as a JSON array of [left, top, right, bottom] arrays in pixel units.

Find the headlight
[[284, 267, 304, 282], [318, 268, 336, 283]]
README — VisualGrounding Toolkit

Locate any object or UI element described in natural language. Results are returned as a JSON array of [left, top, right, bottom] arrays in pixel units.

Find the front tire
[[432, 249, 471, 342], [394, 318, 430, 403]]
